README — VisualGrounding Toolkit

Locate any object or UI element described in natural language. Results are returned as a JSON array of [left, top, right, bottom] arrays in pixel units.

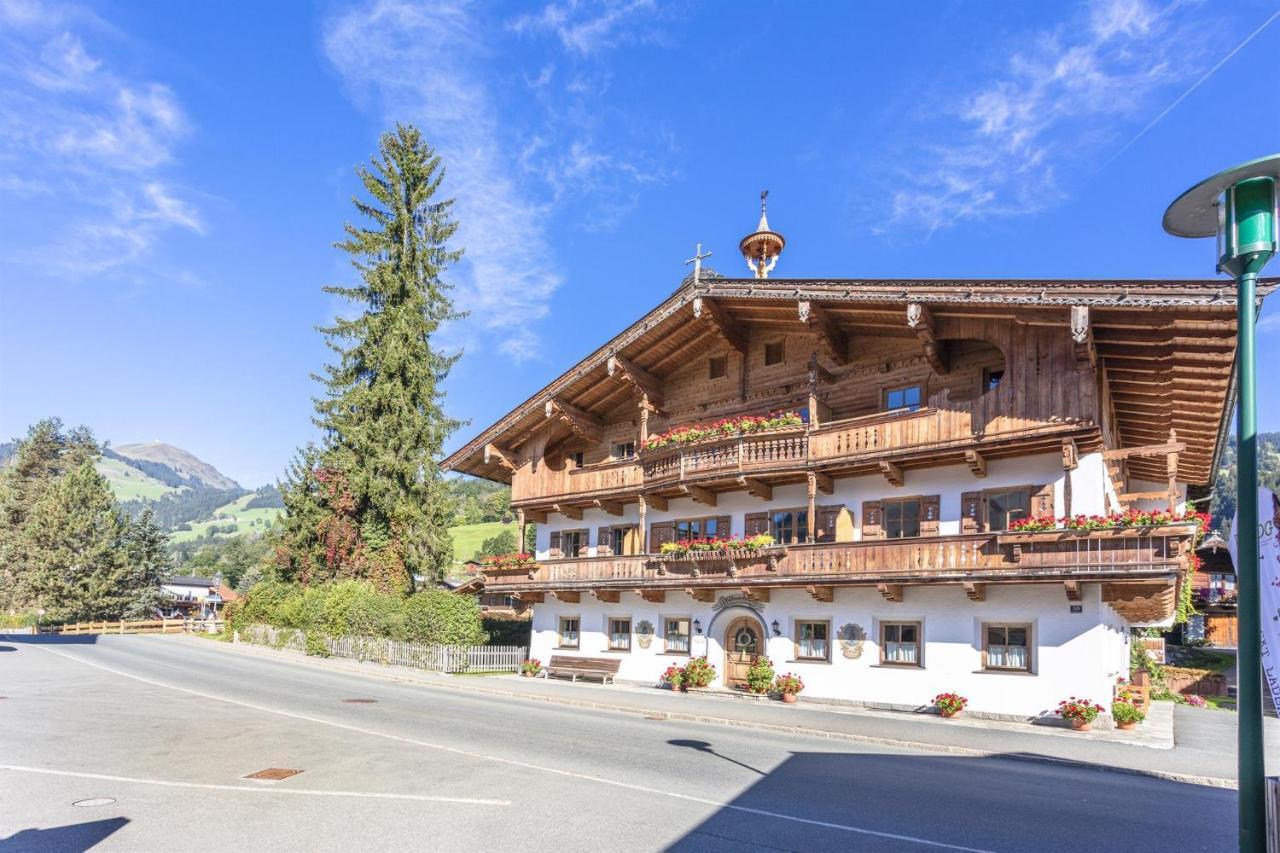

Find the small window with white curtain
[[983, 623, 1031, 672], [880, 622, 921, 666]]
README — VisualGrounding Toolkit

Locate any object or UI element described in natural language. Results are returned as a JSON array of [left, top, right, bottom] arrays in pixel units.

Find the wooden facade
[[445, 275, 1275, 620]]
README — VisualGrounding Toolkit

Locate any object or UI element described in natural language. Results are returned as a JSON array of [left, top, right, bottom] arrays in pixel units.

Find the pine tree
[[121, 507, 172, 618], [279, 124, 463, 592]]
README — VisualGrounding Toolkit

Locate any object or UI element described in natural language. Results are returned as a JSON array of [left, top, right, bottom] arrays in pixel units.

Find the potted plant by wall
[[933, 692, 968, 719], [1111, 697, 1145, 730], [520, 659, 542, 678], [661, 665, 686, 692], [682, 656, 716, 689], [773, 673, 805, 704], [745, 657, 775, 695], [1056, 697, 1105, 731]]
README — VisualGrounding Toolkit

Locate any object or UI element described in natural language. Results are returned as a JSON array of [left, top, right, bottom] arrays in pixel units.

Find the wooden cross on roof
[[685, 242, 712, 285]]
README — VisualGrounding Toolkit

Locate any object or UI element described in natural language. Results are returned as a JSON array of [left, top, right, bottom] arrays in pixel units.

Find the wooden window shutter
[[861, 501, 883, 540], [1031, 483, 1055, 519], [920, 495, 941, 536], [577, 528, 590, 557], [715, 515, 733, 538], [650, 521, 676, 550], [744, 511, 770, 537], [960, 492, 984, 534], [548, 530, 562, 557], [597, 526, 613, 556], [816, 505, 842, 543]]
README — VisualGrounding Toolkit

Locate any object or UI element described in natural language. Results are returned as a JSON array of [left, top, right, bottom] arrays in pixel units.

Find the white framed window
[[880, 621, 921, 666], [558, 616, 580, 649], [664, 616, 691, 654], [983, 623, 1031, 672]]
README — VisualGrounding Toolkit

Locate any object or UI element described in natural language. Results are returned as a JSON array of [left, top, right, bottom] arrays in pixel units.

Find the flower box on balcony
[[640, 413, 806, 456], [997, 522, 1199, 545]]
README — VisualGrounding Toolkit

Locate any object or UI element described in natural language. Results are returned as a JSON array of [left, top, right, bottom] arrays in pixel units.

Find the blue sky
[[1, 0, 1278, 488]]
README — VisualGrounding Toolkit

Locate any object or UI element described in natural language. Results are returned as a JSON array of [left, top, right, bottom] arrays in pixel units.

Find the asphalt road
[[0, 635, 1234, 852]]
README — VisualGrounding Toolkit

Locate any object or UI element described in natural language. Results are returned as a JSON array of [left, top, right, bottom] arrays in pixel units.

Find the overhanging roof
[[444, 274, 1276, 487]]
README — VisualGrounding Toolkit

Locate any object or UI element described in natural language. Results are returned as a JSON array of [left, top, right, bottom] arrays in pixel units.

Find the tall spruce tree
[[279, 124, 463, 592]]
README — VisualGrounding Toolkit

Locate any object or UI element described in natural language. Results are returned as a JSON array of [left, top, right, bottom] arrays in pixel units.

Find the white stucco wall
[[529, 583, 1128, 718]]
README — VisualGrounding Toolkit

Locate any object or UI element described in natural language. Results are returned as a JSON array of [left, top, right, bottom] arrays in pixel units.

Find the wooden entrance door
[[724, 617, 762, 688]]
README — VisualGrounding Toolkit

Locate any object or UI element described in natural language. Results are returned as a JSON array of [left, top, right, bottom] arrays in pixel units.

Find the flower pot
[[1116, 721, 1136, 731], [940, 709, 961, 719], [1070, 719, 1092, 731], [780, 692, 798, 704]]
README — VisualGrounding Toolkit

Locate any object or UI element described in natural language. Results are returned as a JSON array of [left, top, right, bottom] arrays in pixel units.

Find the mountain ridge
[[110, 441, 240, 490]]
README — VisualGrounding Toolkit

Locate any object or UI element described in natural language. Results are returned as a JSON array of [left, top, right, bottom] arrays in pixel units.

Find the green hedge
[[482, 614, 532, 647], [227, 580, 486, 646]]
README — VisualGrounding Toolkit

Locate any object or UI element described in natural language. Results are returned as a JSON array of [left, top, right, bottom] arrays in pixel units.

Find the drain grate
[[342, 698, 378, 704], [244, 768, 303, 781]]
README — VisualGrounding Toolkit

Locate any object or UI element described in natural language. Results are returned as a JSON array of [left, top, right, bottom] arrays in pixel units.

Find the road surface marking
[[0, 765, 509, 805], [32, 643, 996, 852]]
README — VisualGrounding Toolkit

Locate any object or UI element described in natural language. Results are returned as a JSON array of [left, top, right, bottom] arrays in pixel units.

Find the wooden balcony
[[483, 524, 1196, 596]]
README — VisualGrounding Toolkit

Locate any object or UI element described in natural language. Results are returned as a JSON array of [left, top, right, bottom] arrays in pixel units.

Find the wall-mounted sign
[[712, 593, 764, 614], [1069, 604, 1083, 614]]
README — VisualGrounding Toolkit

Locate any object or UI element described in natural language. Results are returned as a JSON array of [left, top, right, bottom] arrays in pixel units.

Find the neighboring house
[[443, 575, 519, 612], [441, 205, 1269, 717], [159, 576, 227, 620], [1183, 533, 1237, 647]]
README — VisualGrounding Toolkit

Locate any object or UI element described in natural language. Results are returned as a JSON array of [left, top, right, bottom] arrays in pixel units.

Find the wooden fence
[[237, 624, 527, 674], [54, 618, 223, 635]]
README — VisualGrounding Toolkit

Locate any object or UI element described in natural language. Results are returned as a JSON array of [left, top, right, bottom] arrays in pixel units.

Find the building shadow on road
[[2, 633, 101, 646], [0, 817, 128, 852], [662, 749, 1234, 852]]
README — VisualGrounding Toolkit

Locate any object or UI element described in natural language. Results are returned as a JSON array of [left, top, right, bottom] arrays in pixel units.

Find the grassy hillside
[[113, 441, 240, 489], [169, 493, 280, 543], [449, 521, 518, 564], [95, 456, 181, 502]]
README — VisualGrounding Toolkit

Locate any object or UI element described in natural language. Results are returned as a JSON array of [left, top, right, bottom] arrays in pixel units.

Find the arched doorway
[[724, 617, 763, 689]]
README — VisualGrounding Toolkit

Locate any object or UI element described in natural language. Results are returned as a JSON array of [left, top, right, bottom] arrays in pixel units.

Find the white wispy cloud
[[324, 0, 676, 361], [0, 1, 202, 277], [508, 0, 660, 55], [882, 0, 1214, 235]]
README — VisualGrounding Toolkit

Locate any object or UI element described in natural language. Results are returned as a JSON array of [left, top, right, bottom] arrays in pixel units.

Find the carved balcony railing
[[481, 525, 1196, 592], [641, 427, 809, 486]]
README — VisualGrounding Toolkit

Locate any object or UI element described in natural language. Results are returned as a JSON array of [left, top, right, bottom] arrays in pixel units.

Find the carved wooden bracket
[[644, 493, 669, 512], [906, 303, 948, 374], [545, 398, 604, 444], [513, 591, 545, 604], [798, 300, 849, 365], [483, 443, 517, 473], [806, 585, 834, 603], [1062, 439, 1079, 471], [524, 509, 548, 524], [687, 588, 715, 602], [963, 582, 985, 602], [879, 460, 904, 487], [810, 471, 834, 495], [965, 450, 987, 478], [877, 583, 903, 603], [806, 351, 836, 384], [554, 591, 581, 603], [742, 586, 769, 603], [606, 354, 665, 412], [738, 476, 772, 501], [692, 295, 747, 356], [1070, 306, 1096, 368], [679, 484, 717, 507], [593, 590, 621, 603], [594, 499, 625, 516], [1064, 580, 1082, 601], [639, 589, 666, 603], [552, 503, 583, 521]]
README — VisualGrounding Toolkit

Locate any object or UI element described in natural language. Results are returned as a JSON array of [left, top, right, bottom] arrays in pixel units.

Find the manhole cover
[[244, 768, 303, 781], [342, 698, 378, 704], [73, 798, 116, 808]]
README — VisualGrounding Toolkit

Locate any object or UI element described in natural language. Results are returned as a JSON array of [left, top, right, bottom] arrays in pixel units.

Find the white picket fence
[[237, 624, 526, 674]]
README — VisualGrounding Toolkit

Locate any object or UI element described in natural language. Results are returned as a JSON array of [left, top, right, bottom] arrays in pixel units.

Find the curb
[[187, 635, 1236, 790]]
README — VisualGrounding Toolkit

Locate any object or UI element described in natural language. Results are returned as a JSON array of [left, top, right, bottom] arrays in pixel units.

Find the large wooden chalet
[[444, 211, 1274, 717]]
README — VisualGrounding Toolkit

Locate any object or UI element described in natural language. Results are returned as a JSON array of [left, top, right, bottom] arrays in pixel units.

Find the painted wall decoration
[[838, 623, 866, 659], [635, 619, 655, 649]]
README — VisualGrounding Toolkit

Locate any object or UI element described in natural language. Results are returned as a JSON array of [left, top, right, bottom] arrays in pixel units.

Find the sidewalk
[[198, 636, 1273, 788]]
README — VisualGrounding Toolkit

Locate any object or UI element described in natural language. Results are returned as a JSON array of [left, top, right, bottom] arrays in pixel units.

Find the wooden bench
[[544, 655, 621, 684]]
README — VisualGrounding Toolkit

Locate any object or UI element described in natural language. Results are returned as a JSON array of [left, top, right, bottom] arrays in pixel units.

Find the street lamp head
[[1163, 154, 1280, 278]]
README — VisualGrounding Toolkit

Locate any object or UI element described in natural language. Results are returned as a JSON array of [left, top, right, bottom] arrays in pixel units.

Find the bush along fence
[[236, 623, 527, 674]]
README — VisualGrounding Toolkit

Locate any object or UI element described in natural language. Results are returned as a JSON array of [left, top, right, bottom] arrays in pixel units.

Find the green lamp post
[[1165, 155, 1280, 853]]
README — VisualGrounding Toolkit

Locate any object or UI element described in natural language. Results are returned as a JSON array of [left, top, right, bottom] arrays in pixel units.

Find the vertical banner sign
[[1232, 487, 1280, 714]]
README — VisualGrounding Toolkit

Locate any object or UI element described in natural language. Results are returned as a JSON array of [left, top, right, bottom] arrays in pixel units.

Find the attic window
[[764, 341, 784, 365], [708, 356, 727, 379]]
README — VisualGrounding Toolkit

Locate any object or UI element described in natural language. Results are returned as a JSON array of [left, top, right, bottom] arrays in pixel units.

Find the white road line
[[0, 765, 508, 805], [30, 644, 996, 853]]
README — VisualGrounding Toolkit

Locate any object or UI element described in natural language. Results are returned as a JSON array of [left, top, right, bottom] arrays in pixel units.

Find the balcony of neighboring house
[[481, 522, 1197, 622]]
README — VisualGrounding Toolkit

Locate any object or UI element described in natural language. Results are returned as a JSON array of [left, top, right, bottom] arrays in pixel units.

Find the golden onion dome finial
[[739, 190, 785, 279]]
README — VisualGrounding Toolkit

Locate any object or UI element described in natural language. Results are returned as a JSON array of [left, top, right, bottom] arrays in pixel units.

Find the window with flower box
[[608, 617, 631, 651], [982, 623, 1031, 672], [880, 621, 921, 666], [558, 617, 580, 649]]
